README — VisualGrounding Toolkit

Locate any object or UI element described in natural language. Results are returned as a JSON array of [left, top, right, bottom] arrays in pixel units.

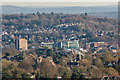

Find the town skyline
[[1, 2, 120, 79]]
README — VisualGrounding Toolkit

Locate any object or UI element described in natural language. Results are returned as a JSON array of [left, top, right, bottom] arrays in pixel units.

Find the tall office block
[[15, 38, 27, 51], [58, 42, 62, 49]]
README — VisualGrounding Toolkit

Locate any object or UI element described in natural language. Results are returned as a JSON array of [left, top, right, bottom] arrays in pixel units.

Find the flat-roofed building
[[69, 40, 79, 49], [15, 38, 27, 51], [41, 39, 79, 49], [41, 42, 54, 48]]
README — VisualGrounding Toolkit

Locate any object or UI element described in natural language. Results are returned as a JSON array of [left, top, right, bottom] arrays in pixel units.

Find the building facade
[[41, 40, 79, 49], [15, 38, 28, 51]]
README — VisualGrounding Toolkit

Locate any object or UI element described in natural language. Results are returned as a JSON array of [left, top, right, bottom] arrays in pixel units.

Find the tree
[[118, 58, 120, 75], [22, 73, 31, 79], [87, 67, 91, 76], [71, 72, 79, 78], [39, 59, 59, 78], [18, 57, 34, 72], [51, 12, 54, 16], [6, 52, 10, 56], [61, 47, 65, 50], [35, 71, 40, 79], [2, 71, 12, 79], [46, 49, 54, 57], [37, 12, 40, 15], [62, 72, 71, 78], [32, 13, 36, 15], [12, 69, 18, 78], [100, 48, 114, 62], [81, 55, 84, 59], [18, 54, 24, 61], [79, 74, 86, 80], [85, 13, 87, 16], [54, 47, 58, 52]]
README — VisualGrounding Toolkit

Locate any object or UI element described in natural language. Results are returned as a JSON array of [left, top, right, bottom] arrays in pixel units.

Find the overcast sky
[[1, 0, 119, 7], [1, 2, 118, 7], [1, 0, 119, 2]]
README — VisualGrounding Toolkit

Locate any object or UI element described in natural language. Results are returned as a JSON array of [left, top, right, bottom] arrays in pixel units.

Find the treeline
[[2, 47, 119, 79], [2, 12, 117, 30], [2, 12, 118, 44]]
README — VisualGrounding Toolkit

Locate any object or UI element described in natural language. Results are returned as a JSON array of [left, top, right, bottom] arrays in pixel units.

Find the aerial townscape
[[1, 6, 120, 79]]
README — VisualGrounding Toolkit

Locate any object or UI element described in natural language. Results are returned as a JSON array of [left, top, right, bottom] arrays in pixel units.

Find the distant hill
[[1, 5, 118, 19]]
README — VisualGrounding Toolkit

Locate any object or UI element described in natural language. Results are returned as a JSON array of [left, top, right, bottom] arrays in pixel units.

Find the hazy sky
[[1, 0, 119, 2], [1, 2, 118, 7]]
